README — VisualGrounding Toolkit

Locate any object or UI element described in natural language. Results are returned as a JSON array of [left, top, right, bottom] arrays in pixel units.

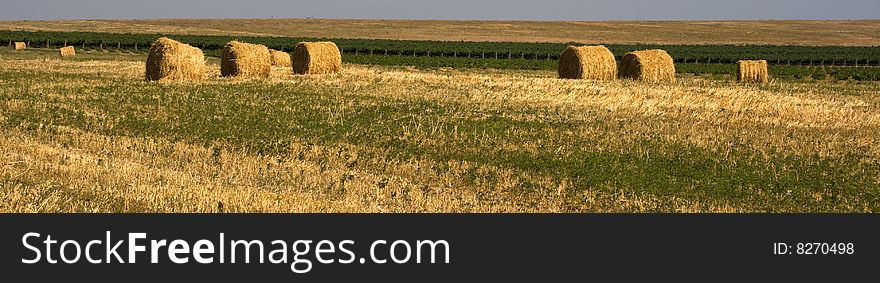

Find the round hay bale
[[13, 42, 26, 50], [221, 41, 271, 78], [269, 49, 292, 67], [619, 49, 676, 83], [557, 45, 617, 80], [292, 42, 342, 75], [59, 46, 76, 57], [737, 60, 769, 83], [145, 37, 205, 82]]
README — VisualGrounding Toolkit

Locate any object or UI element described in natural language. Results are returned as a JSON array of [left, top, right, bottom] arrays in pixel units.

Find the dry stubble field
[[3, 19, 880, 45], [1, 49, 879, 212]]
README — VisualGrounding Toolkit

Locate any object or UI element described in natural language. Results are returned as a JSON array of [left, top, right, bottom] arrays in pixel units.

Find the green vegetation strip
[[4, 30, 880, 64]]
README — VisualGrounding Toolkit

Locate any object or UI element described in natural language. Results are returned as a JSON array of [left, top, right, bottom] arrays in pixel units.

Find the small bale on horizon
[[292, 42, 342, 75], [619, 49, 676, 83], [59, 46, 76, 57], [221, 41, 271, 78], [13, 42, 26, 50], [145, 37, 206, 82], [557, 45, 617, 80], [737, 60, 769, 83], [270, 49, 292, 67]]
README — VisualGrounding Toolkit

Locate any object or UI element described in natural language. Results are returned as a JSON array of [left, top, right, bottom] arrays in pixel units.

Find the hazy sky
[[2, 0, 878, 21]]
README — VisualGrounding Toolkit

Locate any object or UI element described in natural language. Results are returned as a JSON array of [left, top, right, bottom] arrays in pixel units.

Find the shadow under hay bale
[[292, 42, 342, 75], [558, 45, 617, 80], [619, 49, 676, 83], [270, 49, 292, 67], [737, 60, 769, 83], [13, 42, 26, 50], [145, 37, 205, 82], [221, 41, 271, 78], [59, 46, 75, 57]]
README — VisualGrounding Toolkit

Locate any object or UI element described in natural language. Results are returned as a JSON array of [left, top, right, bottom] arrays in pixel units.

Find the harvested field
[[2, 50, 880, 212]]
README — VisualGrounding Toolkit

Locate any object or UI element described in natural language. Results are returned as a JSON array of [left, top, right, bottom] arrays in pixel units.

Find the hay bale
[[737, 60, 769, 83], [269, 49, 292, 67], [145, 37, 205, 82], [13, 42, 26, 50], [221, 41, 271, 78], [558, 45, 617, 80], [619, 49, 676, 83], [292, 42, 342, 75], [59, 46, 76, 57]]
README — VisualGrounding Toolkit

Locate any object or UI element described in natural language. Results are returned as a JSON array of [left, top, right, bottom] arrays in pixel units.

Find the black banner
[[0, 214, 876, 281]]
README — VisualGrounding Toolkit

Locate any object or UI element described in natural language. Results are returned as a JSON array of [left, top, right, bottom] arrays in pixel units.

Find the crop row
[[3, 30, 880, 65]]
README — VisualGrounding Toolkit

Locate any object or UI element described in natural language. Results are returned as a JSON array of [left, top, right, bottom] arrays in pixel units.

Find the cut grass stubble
[[1, 53, 880, 212]]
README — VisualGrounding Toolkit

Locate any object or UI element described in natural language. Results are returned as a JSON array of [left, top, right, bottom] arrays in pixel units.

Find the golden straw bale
[[59, 46, 76, 57], [269, 49, 292, 67], [13, 42, 26, 50], [619, 49, 676, 83], [145, 37, 206, 82], [558, 45, 617, 80], [221, 41, 272, 78], [737, 60, 769, 83], [292, 42, 342, 75]]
